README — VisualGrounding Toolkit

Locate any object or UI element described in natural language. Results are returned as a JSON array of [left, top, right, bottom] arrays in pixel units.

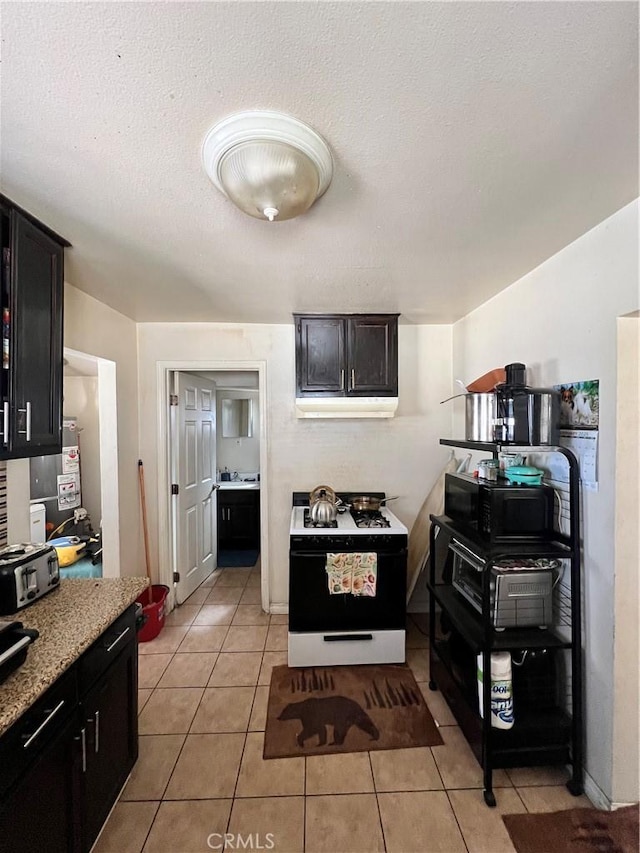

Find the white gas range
[[288, 492, 408, 667], [290, 505, 409, 535]]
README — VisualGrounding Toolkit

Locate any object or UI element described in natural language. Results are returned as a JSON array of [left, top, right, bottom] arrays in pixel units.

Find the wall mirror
[[221, 398, 253, 438]]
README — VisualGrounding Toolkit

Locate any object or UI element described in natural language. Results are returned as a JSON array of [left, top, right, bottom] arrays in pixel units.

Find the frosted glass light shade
[[202, 111, 333, 222]]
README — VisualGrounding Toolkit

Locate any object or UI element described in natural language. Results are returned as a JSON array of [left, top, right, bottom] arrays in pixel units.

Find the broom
[[138, 459, 153, 606]]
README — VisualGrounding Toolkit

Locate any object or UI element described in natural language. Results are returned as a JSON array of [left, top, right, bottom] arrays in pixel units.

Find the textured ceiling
[[1, 1, 638, 323]]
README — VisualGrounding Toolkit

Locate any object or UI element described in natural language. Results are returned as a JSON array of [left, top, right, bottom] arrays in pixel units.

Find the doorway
[[157, 360, 268, 611], [209, 371, 260, 570], [28, 348, 120, 577]]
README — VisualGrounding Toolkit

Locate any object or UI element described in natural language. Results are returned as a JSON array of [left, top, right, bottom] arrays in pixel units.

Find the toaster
[[0, 544, 60, 616]]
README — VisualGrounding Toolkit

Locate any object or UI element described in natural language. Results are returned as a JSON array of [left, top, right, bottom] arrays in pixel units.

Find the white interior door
[[173, 372, 218, 603]]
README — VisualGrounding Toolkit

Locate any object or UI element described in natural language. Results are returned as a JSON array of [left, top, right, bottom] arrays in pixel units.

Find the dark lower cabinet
[[0, 711, 81, 853], [218, 490, 260, 550], [81, 637, 138, 851], [0, 605, 138, 853]]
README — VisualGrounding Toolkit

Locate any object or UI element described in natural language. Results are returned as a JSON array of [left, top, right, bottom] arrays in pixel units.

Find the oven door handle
[[449, 541, 486, 572], [323, 633, 373, 642], [290, 551, 403, 558]]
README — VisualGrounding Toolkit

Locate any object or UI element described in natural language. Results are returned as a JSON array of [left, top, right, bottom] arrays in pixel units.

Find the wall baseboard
[[583, 769, 611, 810], [269, 602, 288, 615]]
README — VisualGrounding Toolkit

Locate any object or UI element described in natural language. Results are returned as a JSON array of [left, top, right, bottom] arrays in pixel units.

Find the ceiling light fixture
[[201, 110, 333, 223]]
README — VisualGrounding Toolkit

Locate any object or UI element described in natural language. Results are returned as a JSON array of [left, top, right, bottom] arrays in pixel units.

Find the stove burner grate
[[351, 510, 391, 529]]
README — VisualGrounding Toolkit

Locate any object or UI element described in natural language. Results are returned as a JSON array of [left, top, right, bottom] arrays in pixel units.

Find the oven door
[[288, 546, 406, 633], [449, 540, 485, 614]]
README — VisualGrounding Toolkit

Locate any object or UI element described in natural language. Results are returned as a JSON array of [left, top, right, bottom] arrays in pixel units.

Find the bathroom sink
[[217, 481, 260, 490]]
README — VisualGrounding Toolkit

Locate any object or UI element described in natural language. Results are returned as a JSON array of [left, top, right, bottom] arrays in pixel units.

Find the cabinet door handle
[[350, 369, 355, 390], [95, 710, 100, 753], [105, 625, 130, 653], [17, 402, 32, 441], [2, 402, 8, 446], [340, 369, 345, 391], [323, 633, 373, 642], [22, 699, 65, 749], [80, 727, 87, 773]]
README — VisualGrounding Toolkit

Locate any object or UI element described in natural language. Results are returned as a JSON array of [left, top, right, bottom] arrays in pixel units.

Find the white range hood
[[295, 396, 399, 419]]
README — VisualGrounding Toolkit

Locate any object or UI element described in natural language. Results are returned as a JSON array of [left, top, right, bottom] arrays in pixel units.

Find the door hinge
[[171, 483, 179, 495], [173, 571, 180, 583], [169, 394, 178, 406]]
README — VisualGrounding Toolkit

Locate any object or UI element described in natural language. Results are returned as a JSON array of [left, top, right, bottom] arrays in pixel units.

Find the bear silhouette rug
[[502, 804, 639, 853], [263, 663, 443, 759]]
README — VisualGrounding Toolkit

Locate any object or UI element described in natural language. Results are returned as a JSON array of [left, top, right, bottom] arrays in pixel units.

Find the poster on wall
[[57, 473, 81, 510], [550, 379, 599, 490]]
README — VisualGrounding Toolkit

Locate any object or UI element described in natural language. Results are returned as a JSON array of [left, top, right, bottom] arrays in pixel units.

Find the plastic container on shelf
[[477, 651, 514, 729], [136, 585, 169, 643]]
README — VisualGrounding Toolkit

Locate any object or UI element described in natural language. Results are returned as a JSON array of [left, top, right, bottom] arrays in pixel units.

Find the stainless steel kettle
[[309, 487, 338, 525]]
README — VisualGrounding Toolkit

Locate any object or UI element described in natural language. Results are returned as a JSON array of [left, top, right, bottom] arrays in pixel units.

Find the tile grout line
[[303, 752, 307, 853], [513, 785, 529, 813], [444, 788, 471, 853], [367, 751, 386, 852], [369, 752, 388, 853], [138, 800, 161, 853]]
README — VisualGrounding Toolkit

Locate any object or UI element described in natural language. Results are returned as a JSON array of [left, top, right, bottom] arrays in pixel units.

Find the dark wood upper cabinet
[[295, 314, 398, 397], [1, 195, 69, 459], [296, 315, 346, 394], [348, 316, 398, 395]]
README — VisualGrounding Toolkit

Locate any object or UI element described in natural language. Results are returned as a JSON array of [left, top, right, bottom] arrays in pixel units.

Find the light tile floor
[[94, 565, 591, 853]]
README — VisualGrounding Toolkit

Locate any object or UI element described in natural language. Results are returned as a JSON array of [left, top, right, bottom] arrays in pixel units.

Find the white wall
[[452, 200, 639, 807], [63, 376, 101, 529], [136, 322, 453, 606], [64, 285, 141, 576], [612, 314, 639, 804]]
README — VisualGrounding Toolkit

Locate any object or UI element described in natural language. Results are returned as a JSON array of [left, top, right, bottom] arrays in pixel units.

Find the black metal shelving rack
[[428, 439, 583, 807]]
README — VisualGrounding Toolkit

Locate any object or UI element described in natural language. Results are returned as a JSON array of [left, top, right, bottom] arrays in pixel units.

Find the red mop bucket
[[136, 585, 169, 643]]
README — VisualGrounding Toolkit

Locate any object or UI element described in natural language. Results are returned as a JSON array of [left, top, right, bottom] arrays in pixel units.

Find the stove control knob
[[27, 591, 36, 599]]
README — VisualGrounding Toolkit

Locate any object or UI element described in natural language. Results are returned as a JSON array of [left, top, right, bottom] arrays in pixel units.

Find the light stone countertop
[[0, 576, 149, 737]]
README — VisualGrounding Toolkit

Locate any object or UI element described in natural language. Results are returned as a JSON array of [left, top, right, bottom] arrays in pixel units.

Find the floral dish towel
[[326, 553, 377, 597]]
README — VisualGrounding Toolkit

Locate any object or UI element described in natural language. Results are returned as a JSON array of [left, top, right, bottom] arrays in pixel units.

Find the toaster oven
[[449, 540, 557, 629]]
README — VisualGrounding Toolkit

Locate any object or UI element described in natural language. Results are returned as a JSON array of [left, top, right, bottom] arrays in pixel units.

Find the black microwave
[[444, 472, 554, 541]]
